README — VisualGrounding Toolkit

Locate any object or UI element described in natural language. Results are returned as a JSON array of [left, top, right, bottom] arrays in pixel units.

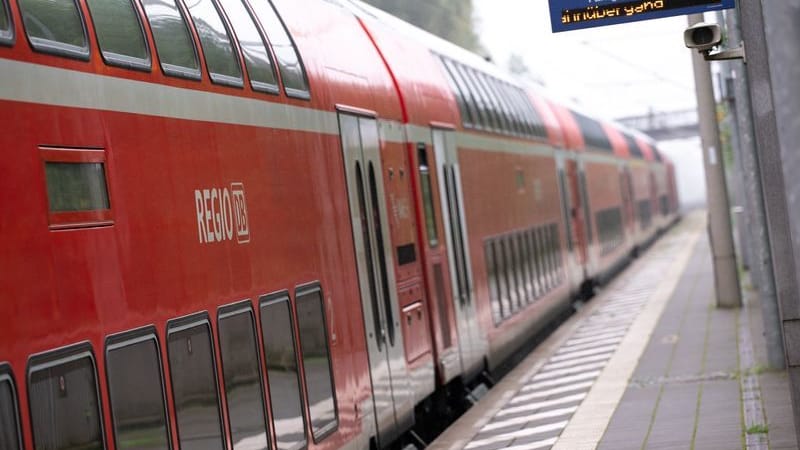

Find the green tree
[[363, 0, 484, 53]]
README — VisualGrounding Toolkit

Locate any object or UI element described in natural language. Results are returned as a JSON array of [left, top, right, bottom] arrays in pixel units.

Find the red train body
[[0, 0, 679, 449]]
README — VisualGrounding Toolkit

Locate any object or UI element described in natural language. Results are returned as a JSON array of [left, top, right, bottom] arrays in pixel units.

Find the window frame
[[18, 0, 90, 60], [294, 282, 338, 443], [85, 0, 152, 71], [216, 0, 279, 94], [40, 146, 113, 230], [254, 0, 311, 100], [182, 0, 244, 88], [0, 363, 22, 450], [166, 312, 227, 450], [105, 326, 172, 450], [27, 342, 107, 450], [0, 0, 14, 46], [259, 290, 308, 450], [441, 57, 479, 129], [216, 299, 272, 450], [140, 0, 202, 80]]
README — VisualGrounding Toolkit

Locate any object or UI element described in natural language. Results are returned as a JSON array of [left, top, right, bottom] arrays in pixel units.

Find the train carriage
[[0, 0, 679, 449]]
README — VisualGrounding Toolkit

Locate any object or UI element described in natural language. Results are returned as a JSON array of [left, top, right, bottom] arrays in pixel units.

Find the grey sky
[[474, 0, 699, 119]]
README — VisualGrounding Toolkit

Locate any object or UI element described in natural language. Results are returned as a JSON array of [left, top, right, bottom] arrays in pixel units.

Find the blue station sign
[[549, 0, 736, 33]]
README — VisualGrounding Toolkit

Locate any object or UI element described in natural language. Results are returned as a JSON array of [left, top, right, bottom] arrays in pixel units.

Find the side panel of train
[[0, 0, 681, 449]]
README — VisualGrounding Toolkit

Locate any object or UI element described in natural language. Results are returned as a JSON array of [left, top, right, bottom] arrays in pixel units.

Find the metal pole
[[687, 14, 741, 308], [739, 0, 800, 444], [725, 5, 785, 369]]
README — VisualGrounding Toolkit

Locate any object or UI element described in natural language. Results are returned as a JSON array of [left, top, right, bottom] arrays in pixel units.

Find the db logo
[[194, 182, 250, 245]]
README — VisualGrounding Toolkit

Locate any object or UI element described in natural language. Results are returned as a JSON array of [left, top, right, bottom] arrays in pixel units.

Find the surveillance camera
[[684, 22, 722, 52]]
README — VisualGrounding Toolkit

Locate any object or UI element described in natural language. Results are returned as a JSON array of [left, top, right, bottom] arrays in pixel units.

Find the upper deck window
[[19, 0, 89, 60], [250, 0, 310, 99], [623, 133, 644, 159], [441, 57, 479, 128], [184, 0, 243, 87], [86, 0, 150, 71], [573, 111, 613, 152], [218, 0, 278, 93], [141, 0, 201, 80], [0, 0, 13, 45]]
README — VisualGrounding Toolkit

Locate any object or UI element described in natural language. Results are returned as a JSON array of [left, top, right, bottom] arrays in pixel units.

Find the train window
[[458, 66, 493, 130], [502, 237, 519, 313], [624, 133, 644, 159], [296, 284, 338, 442], [418, 144, 439, 246], [524, 230, 540, 298], [45, 162, 110, 213], [250, 0, 310, 99], [28, 343, 105, 450], [217, 302, 271, 450], [495, 237, 510, 319], [485, 240, 501, 324], [502, 84, 534, 137], [466, 68, 500, 131], [42, 146, 114, 229], [552, 224, 563, 276], [514, 86, 546, 138], [183, 0, 243, 87], [141, 0, 201, 80], [218, 0, 278, 93], [496, 82, 525, 135], [0, 0, 13, 45], [18, 0, 89, 59], [106, 328, 171, 450], [260, 292, 307, 450], [86, 0, 150, 71], [485, 77, 517, 135], [167, 315, 226, 450], [573, 111, 613, 152], [0, 365, 22, 450], [533, 227, 546, 292], [441, 57, 479, 128], [438, 57, 473, 127], [579, 172, 593, 243], [517, 233, 532, 304], [477, 72, 510, 132]]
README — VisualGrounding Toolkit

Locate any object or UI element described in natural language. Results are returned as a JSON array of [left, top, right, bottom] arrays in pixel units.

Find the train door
[[620, 166, 635, 235], [432, 128, 486, 378], [564, 159, 589, 270], [339, 113, 413, 447], [557, 157, 581, 290]]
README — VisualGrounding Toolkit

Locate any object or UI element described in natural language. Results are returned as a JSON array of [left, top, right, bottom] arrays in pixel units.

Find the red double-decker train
[[0, 0, 679, 449]]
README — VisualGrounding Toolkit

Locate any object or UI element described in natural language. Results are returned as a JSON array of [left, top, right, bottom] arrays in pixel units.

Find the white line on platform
[[541, 353, 614, 372], [564, 330, 627, 347], [496, 393, 587, 417], [552, 344, 620, 362], [510, 381, 594, 404], [557, 336, 624, 353], [465, 421, 567, 448], [502, 437, 559, 450], [481, 406, 578, 432], [521, 370, 601, 392], [531, 361, 608, 382]]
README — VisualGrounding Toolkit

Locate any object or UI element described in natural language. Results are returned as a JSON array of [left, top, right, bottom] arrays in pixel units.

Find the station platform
[[430, 211, 797, 450]]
